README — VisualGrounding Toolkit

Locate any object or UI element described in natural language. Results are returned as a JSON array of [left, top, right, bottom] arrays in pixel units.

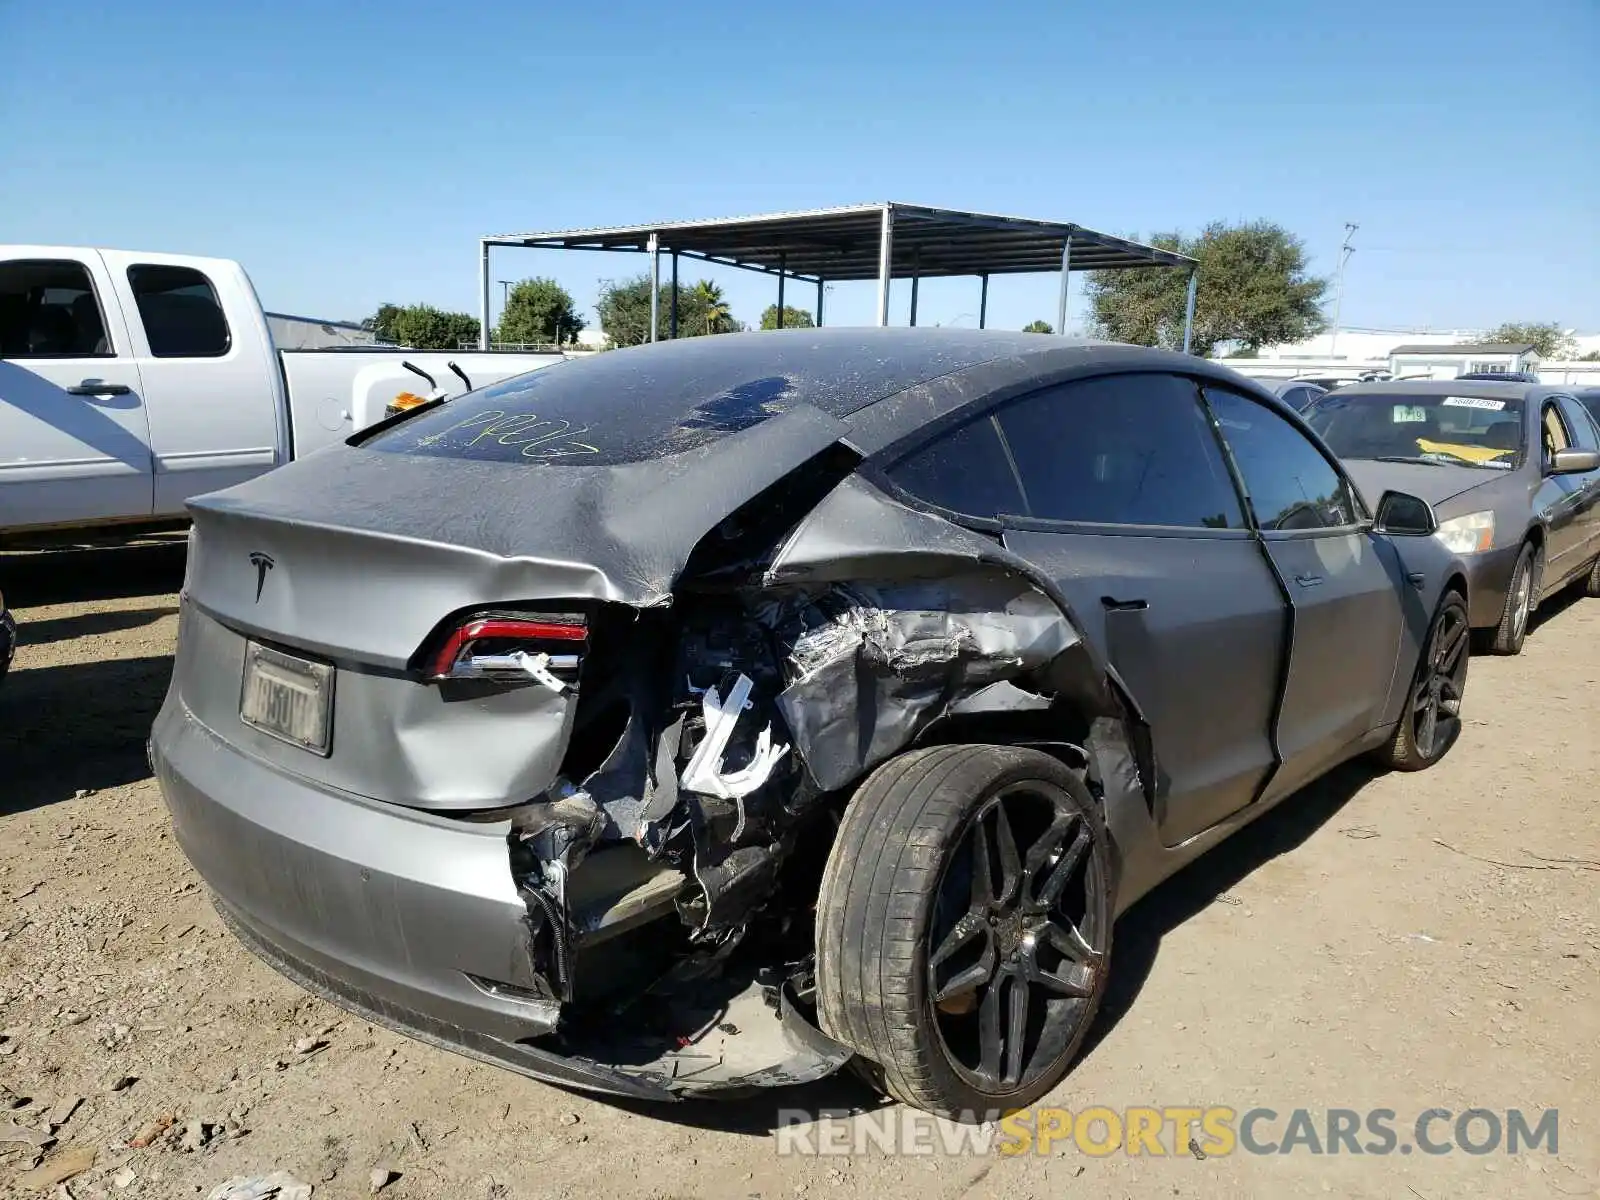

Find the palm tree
[[689, 280, 732, 335]]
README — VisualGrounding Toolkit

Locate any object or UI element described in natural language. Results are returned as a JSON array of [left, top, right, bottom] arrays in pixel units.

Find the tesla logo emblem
[[248, 552, 275, 602]]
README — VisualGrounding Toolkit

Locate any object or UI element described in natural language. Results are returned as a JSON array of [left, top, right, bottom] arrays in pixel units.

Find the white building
[[1389, 342, 1538, 380]]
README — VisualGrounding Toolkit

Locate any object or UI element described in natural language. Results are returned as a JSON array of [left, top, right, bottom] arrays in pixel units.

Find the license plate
[[240, 641, 334, 755]]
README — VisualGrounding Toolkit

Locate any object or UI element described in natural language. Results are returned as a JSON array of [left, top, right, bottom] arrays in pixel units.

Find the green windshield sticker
[[1392, 405, 1428, 423]]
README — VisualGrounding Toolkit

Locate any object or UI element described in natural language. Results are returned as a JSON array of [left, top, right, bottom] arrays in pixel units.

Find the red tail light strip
[[426, 617, 587, 681]]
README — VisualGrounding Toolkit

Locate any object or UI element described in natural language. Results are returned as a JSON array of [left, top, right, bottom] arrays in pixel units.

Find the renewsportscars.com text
[[775, 1106, 1560, 1158]]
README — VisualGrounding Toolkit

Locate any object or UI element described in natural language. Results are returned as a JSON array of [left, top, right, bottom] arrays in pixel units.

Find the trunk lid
[[174, 405, 849, 809]]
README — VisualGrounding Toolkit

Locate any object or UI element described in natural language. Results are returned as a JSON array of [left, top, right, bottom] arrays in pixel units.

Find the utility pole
[[1329, 223, 1357, 357]]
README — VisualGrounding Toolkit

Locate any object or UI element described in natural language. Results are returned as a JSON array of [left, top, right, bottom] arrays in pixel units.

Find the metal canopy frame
[[478, 201, 1200, 351]]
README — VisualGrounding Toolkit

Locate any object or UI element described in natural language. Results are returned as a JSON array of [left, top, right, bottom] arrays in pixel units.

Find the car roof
[[1328, 379, 1552, 402], [469, 328, 1294, 457]]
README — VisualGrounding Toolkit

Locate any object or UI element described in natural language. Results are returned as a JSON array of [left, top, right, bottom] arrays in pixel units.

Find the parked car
[[1264, 379, 1329, 411], [1573, 386, 1600, 428], [0, 585, 13, 683], [1456, 371, 1541, 383], [1304, 380, 1600, 655], [152, 331, 1468, 1122], [0, 247, 563, 540]]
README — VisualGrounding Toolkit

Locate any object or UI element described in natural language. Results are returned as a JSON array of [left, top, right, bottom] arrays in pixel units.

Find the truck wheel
[[1373, 591, 1470, 772], [1484, 542, 1538, 656], [815, 745, 1114, 1122]]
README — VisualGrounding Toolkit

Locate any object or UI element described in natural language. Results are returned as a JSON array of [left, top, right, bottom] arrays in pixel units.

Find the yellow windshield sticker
[[1416, 439, 1514, 465]]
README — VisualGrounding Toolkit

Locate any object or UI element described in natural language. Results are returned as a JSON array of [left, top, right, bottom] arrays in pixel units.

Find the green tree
[[598, 275, 743, 346], [495, 278, 584, 346], [689, 280, 736, 335], [759, 304, 815, 330], [364, 303, 480, 350], [1478, 322, 1576, 359], [1021, 320, 1054, 334], [1084, 221, 1328, 357]]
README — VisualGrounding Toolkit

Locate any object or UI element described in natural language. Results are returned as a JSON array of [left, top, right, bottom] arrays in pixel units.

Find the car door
[[981, 372, 1287, 846], [1202, 386, 1405, 791], [1554, 396, 1600, 574], [1534, 399, 1590, 589], [98, 252, 283, 515], [0, 250, 152, 529]]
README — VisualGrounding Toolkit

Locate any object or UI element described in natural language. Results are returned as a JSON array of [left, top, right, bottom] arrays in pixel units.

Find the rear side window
[[885, 415, 1025, 519], [0, 259, 112, 357], [995, 373, 1246, 529], [127, 265, 231, 357], [1205, 388, 1359, 530]]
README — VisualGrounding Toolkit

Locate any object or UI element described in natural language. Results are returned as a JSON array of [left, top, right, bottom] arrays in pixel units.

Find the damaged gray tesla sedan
[[152, 330, 1471, 1120]]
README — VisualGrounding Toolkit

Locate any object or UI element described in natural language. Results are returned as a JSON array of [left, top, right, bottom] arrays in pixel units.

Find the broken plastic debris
[[679, 673, 789, 800], [205, 1172, 313, 1200], [463, 649, 568, 692]]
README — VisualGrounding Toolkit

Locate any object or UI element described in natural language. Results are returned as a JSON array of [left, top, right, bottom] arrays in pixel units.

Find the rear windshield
[[1304, 391, 1525, 470], [361, 335, 1003, 467]]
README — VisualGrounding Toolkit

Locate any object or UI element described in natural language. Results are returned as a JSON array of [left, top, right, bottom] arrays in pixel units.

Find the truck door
[[0, 249, 152, 530], [99, 251, 284, 516]]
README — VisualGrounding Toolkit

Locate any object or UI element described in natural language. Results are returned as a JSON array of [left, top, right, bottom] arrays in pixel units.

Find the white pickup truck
[[0, 246, 564, 537]]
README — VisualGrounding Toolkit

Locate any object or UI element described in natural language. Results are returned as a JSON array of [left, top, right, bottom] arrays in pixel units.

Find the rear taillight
[[424, 615, 587, 690]]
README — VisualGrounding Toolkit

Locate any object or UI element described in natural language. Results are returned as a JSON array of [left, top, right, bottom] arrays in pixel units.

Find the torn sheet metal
[[766, 580, 1080, 792]]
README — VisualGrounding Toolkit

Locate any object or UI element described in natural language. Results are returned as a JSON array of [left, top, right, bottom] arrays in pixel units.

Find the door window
[[884, 414, 1026, 519], [993, 373, 1245, 529], [0, 259, 112, 358], [1204, 387, 1360, 531], [1542, 402, 1573, 467], [127, 265, 231, 358], [1558, 397, 1600, 450]]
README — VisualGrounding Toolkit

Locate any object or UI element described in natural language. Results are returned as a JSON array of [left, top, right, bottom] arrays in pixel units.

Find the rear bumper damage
[[153, 695, 853, 1098]]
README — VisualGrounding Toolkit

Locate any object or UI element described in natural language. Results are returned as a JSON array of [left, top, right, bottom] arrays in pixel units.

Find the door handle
[[1101, 595, 1149, 612], [1294, 572, 1325, 587], [67, 381, 131, 396]]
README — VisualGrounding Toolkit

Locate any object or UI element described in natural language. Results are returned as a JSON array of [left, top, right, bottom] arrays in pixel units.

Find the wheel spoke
[[1030, 820, 1090, 912], [1042, 917, 1098, 965], [1416, 698, 1438, 758], [969, 818, 995, 909], [977, 971, 1005, 1085], [1025, 956, 1096, 999], [930, 918, 997, 1004], [1437, 618, 1468, 673], [1003, 974, 1029, 1086], [990, 803, 1023, 909]]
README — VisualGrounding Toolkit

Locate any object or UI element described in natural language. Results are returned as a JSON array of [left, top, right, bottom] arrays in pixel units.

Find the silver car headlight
[[1435, 510, 1495, 554]]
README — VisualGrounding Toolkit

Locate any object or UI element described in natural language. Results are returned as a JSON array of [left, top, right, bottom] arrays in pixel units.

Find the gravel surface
[[2, 542, 1597, 1199]]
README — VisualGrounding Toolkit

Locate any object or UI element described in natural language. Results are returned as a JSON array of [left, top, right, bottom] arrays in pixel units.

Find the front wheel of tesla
[[1374, 591, 1471, 772], [814, 745, 1114, 1121]]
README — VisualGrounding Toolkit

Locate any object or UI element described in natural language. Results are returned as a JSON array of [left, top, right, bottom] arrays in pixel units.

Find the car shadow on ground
[[620, 758, 1381, 1137], [2, 539, 188, 608], [17, 604, 179, 647], [1528, 584, 1585, 638], [0, 653, 173, 816]]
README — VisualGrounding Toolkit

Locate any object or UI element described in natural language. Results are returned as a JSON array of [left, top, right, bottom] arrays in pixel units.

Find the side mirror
[[1374, 490, 1438, 537], [1548, 448, 1600, 475]]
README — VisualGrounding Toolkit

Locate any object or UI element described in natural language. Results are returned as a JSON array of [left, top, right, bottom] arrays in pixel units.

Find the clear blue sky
[[4, 0, 1597, 337]]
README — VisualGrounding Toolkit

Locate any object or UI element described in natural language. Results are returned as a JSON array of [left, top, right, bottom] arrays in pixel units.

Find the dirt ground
[[2, 540, 1597, 1200]]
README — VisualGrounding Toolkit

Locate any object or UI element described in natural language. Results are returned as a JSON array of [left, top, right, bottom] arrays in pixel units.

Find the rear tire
[[1484, 541, 1538, 656], [1583, 553, 1600, 599], [815, 745, 1114, 1121], [1373, 591, 1470, 772]]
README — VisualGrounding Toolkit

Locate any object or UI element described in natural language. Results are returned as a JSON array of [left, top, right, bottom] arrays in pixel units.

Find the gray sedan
[[151, 331, 1470, 1121], [1305, 380, 1600, 654]]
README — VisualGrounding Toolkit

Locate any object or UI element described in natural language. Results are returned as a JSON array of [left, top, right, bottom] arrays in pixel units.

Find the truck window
[[127, 265, 231, 358], [0, 259, 113, 358]]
